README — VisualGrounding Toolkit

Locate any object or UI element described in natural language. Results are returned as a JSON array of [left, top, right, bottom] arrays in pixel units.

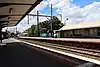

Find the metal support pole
[[60, 14, 62, 22], [27, 15, 29, 37], [16, 26, 17, 37], [37, 11, 39, 37], [51, 4, 53, 37], [0, 28, 2, 43], [58, 8, 62, 22], [28, 15, 29, 25]]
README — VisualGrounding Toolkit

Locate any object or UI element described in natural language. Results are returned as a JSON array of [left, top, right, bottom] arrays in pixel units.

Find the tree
[[27, 24, 36, 36], [52, 16, 64, 30], [39, 16, 64, 33], [25, 16, 64, 37], [39, 21, 49, 33]]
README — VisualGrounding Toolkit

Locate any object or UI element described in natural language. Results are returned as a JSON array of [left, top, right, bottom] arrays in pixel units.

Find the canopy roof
[[0, 0, 42, 27], [58, 21, 100, 31]]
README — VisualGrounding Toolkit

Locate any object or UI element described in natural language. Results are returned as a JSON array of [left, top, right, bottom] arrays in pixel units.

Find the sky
[[3, 0, 100, 32]]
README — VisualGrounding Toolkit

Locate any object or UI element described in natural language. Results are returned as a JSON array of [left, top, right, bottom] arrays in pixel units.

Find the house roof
[[58, 21, 100, 31], [0, 0, 42, 27]]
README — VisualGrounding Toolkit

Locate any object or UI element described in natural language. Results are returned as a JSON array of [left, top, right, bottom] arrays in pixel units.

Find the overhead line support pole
[[51, 4, 53, 37], [37, 11, 39, 37], [28, 14, 29, 25]]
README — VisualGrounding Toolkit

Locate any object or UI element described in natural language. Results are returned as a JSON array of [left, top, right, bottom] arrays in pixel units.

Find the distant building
[[56, 21, 100, 38], [22, 32, 27, 36]]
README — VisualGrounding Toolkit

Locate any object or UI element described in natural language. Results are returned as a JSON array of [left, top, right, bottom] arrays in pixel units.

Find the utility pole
[[27, 15, 29, 37], [0, 27, 2, 43], [58, 8, 62, 22], [37, 11, 39, 37], [50, 4, 53, 37], [16, 26, 17, 37], [27, 14, 29, 25], [59, 14, 62, 22]]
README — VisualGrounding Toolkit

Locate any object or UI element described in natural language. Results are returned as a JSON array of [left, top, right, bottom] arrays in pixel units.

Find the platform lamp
[[64, 18, 68, 25], [9, 8, 13, 14]]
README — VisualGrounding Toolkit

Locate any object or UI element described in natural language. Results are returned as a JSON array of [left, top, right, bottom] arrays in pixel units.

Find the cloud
[[49, 0, 61, 5], [81, 2, 100, 22], [49, 0, 100, 24], [35, 1, 48, 11], [81, 2, 100, 16], [10, 0, 100, 32]]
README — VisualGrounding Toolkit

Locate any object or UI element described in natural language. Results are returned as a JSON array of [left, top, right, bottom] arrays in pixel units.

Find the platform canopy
[[58, 21, 100, 31], [0, 0, 42, 27]]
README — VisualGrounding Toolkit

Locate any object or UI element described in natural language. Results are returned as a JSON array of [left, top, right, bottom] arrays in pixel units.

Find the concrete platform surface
[[0, 42, 71, 67]]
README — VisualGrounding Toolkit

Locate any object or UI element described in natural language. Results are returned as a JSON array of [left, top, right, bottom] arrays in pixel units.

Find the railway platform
[[0, 38, 100, 67], [0, 38, 72, 67], [18, 37, 100, 66]]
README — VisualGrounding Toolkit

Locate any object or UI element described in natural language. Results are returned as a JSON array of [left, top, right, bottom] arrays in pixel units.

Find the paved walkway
[[0, 39, 70, 67], [2, 38, 20, 43]]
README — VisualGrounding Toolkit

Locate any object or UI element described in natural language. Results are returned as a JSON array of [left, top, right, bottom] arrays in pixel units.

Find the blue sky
[[72, 0, 100, 7]]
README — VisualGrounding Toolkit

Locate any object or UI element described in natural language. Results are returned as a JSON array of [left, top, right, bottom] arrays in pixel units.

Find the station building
[[56, 21, 100, 38]]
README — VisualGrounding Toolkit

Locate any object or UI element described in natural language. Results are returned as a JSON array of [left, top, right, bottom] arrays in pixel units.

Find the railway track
[[19, 39, 100, 65]]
